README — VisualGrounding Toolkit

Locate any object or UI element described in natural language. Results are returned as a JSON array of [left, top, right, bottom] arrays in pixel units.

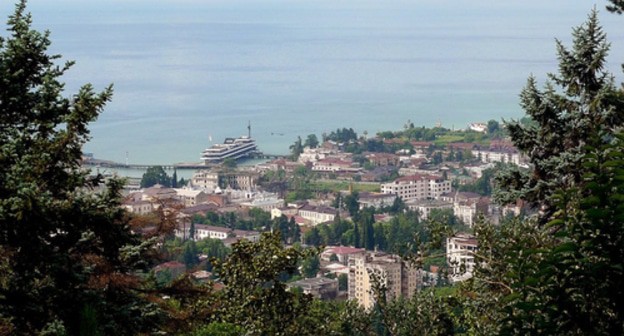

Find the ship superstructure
[[201, 123, 258, 164]]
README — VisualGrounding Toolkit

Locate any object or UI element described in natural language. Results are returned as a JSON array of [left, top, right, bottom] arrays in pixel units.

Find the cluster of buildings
[[119, 125, 531, 305]]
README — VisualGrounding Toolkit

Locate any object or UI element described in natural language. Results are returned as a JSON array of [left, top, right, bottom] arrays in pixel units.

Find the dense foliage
[[0, 2, 160, 334], [495, 10, 624, 216]]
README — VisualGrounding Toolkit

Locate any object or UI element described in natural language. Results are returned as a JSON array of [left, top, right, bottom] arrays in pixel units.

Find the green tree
[[344, 191, 360, 218], [304, 227, 321, 246], [338, 274, 348, 291], [171, 168, 178, 188], [300, 254, 320, 278], [211, 232, 315, 334], [182, 241, 199, 268], [487, 119, 501, 135], [140, 165, 172, 188], [0, 2, 159, 334], [496, 11, 624, 217], [303, 134, 319, 148], [289, 136, 303, 161]]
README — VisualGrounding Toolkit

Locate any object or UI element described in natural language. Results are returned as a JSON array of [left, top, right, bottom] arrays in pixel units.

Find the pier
[[82, 152, 287, 171]]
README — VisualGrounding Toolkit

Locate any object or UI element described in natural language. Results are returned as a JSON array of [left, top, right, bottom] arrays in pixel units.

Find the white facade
[[176, 223, 260, 242], [311, 159, 356, 172], [406, 199, 453, 220], [298, 147, 332, 164], [298, 205, 337, 225], [191, 170, 220, 191], [240, 195, 283, 212], [174, 188, 209, 207], [446, 234, 478, 282], [472, 149, 523, 165], [123, 201, 153, 215], [381, 175, 451, 201]]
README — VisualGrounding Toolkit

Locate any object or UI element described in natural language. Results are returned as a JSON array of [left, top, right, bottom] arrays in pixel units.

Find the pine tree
[[496, 10, 624, 216], [0, 2, 159, 334]]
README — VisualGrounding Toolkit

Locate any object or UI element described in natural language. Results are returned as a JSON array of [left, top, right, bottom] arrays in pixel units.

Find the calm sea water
[[2, 0, 623, 165]]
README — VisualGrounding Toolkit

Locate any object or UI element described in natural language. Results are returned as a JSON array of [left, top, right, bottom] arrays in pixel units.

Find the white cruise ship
[[201, 136, 258, 164]]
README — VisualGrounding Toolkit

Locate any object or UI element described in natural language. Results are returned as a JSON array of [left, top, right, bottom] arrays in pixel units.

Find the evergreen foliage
[[0, 2, 159, 334], [496, 10, 624, 216]]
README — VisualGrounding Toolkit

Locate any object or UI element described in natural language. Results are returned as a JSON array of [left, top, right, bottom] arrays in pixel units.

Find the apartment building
[[381, 174, 451, 201], [446, 233, 478, 282], [348, 252, 421, 310]]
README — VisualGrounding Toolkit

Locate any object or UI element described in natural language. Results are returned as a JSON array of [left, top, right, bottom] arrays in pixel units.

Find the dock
[[82, 152, 286, 171]]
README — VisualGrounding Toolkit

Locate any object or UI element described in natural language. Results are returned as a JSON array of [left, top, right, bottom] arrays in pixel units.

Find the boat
[[201, 136, 258, 164]]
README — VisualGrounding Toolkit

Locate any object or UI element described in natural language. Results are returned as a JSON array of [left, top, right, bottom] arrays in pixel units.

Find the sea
[[2, 0, 623, 169]]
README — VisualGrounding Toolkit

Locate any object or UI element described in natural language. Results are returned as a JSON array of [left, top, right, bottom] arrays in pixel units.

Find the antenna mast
[[248, 120, 251, 138]]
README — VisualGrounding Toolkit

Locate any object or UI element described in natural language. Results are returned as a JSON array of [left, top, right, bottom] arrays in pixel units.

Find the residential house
[[446, 233, 478, 282]]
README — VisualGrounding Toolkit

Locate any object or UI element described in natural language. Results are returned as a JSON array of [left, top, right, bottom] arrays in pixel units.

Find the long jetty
[[82, 152, 285, 170]]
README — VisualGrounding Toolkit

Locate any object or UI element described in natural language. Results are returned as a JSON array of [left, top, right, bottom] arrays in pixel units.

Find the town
[[111, 120, 528, 306]]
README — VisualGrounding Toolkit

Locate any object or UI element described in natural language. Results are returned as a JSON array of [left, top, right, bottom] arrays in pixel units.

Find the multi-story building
[[174, 188, 210, 207], [472, 148, 524, 165], [406, 199, 454, 220], [191, 170, 259, 191], [190, 170, 220, 191], [298, 204, 338, 225], [219, 171, 258, 190], [446, 233, 478, 282], [348, 252, 421, 310], [311, 158, 358, 172], [453, 197, 490, 227], [175, 223, 260, 243], [239, 194, 284, 212], [122, 199, 153, 215], [358, 192, 397, 210], [381, 174, 451, 201]]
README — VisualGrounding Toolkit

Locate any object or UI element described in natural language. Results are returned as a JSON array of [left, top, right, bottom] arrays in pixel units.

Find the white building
[[472, 149, 523, 165], [453, 197, 490, 227], [174, 188, 210, 207], [406, 199, 453, 220], [348, 252, 421, 310], [298, 204, 338, 225], [190, 170, 220, 191], [381, 175, 451, 201], [468, 122, 487, 133], [122, 199, 153, 215], [311, 158, 358, 172], [175, 223, 260, 243], [298, 147, 333, 164], [358, 192, 397, 209], [240, 194, 284, 212], [446, 233, 478, 282]]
